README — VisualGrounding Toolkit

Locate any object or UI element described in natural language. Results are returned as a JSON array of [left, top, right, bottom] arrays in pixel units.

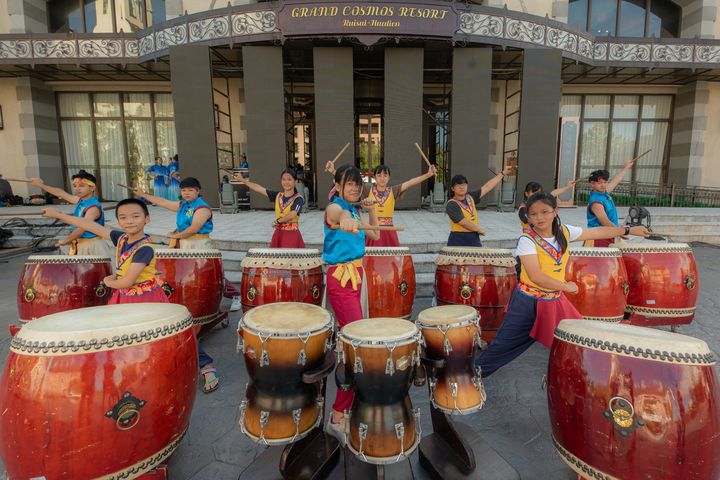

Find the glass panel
[[636, 121, 667, 183], [649, 0, 680, 38], [579, 121, 609, 178], [155, 120, 177, 160], [58, 93, 91, 117], [613, 95, 639, 119], [96, 120, 126, 200], [618, 0, 646, 37], [61, 120, 95, 166], [49, 0, 84, 33], [583, 95, 611, 119], [641, 96, 672, 119], [147, 0, 166, 26], [93, 93, 121, 117], [125, 120, 155, 192], [100, 168, 128, 200], [608, 122, 637, 170], [568, 0, 588, 30], [123, 93, 151, 117], [115, 0, 145, 33], [153, 94, 174, 117], [589, 0, 617, 36], [560, 95, 582, 117], [635, 167, 661, 183]]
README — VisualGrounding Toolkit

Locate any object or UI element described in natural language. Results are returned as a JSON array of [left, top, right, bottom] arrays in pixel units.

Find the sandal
[[200, 365, 220, 394]]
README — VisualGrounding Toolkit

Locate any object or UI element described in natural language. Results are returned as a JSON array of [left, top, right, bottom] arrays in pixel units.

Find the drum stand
[[418, 357, 520, 480], [239, 352, 340, 480], [196, 310, 230, 338]]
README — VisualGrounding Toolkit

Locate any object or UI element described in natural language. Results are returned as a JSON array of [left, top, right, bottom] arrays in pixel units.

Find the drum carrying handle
[[604, 396, 644, 436], [685, 275, 696, 291], [115, 407, 141, 431]]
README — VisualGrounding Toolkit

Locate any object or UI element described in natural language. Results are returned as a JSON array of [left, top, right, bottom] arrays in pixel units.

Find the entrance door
[[355, 99, 383, 175]]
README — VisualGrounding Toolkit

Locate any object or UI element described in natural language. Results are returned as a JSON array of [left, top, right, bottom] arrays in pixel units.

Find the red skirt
[[365, 229, 400, 247], [269, 229, 306, 248], [109, 287, 169, 304], [528, 293, 582, 348]]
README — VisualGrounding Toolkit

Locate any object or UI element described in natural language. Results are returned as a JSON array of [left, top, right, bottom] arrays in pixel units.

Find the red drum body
[[565, 247, 628, 322], [0, 304, 198, 480], [548, 320, 720, 480], [434, 248, 517, 343], [618, 243, 699, 326], [155, 249, 224, 324], [240, 248, 324, 312], [17, 255, 112, 322], [363, 247, 416, 319]]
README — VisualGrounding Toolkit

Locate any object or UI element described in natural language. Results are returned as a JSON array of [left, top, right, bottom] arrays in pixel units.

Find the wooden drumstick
[[330, 142, 351, 166], [414, 143, 433, 169], [630, 149, 652, 163], [5, 178, 33, 183], [0, 211, 44, 216], [117, 183, 135, 191], [330, 224, 405, 232]]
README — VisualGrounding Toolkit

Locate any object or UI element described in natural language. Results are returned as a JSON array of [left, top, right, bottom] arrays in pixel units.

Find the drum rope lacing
[[155, 251, 222, 258], [625, 305, 696, 317], [241, 250, 323, 270], [26, 256, 111, 264], [616, 244, 692, 253]]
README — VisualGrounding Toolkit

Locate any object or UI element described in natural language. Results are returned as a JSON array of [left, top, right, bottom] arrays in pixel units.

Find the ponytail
[[552, 216, 568, 255]]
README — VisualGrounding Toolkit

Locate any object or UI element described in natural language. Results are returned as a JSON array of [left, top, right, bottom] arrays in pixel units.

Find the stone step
[[651, 214, 720, 223], [649, 221, 720, 233]]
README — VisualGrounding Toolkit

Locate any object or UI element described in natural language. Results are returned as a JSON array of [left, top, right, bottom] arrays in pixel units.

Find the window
[[49, 0, 166, 33], [567, 0, 680, 38], [565, 94, 673, 185]]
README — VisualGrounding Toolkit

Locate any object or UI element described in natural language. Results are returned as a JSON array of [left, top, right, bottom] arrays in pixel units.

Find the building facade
[[0, 0, 719, 208]]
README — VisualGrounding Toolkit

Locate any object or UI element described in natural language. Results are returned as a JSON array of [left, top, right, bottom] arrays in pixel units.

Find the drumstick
[[414, 143, 432, 169], [330, 142, 351, 166], [0, 211, 45, 216], [5, 178, 32, 183], [330, 224, 405, 232], [630, 149, 652, 164], [117, 183, 135, 191]]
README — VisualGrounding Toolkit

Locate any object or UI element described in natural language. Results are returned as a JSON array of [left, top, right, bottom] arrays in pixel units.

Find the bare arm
[[58, 207, 101, 245], [576, 225, 648, 242], [457, 218, 486, 236], [479, 165, 514, 198], [607, 158, 635, 193], [590, 203, 617, 227], [232, 175, 268, 197], [276, 211, 299, 224], [42, 208, 112, 240], [550, 180, 577, 198], [398, 165, 437, 195], [520, 255, 576, 292], [133, 188, 180, 211], [29, 178, 78, 204], [170, 209, 211, 239], [105, 263, 147, 289], [362, 199, 380, 241]]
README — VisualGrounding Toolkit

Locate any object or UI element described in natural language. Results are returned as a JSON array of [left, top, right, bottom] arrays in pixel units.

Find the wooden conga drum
[[548, 320, 720, 480], [0, 303, 198, 479], [17, 255, 112, 322], [565, 247, 628, 322], [238, 302, 333, 444], [434, 247, 517, 343], [363, 246, 416, 319], [154, 248, 224, 326], [617, 243, 699, 326], [338, 318, 421, 464], [240, 248, 324, 312], [417, 305, 485, 414]]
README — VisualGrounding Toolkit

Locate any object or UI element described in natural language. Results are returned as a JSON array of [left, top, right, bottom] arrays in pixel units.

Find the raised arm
[[550, 180, 577, 198], [133, 188, 180, 211], [479, 165, 514, 198], [232, 174, 268, 197], [398, 165, 437, 195], [29, 178, 78, 204], [42, 208, 112, 240], [607, 157, 635, 193]]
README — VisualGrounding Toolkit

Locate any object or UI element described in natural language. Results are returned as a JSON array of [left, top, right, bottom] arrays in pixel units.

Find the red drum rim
[[417, 305, 478, 329], [339, 318, 419, 347], [240, 302, 333, 337], [241, 248, 323, 270], [554, 319, 714, 365], [11, 303, 193, 356], [26, 255, 111, 264], [615, 242, 692, 253], [155, 248, 222, 258], [568, 247, 622, 257], [364, 247, 411, 256]]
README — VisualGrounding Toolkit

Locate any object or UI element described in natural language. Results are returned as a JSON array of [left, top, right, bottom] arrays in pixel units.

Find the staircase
[[648, 212, 720, 245]]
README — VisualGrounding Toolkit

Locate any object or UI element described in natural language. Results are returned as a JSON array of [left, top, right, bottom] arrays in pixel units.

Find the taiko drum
[[363, 247, 416, 319], [565, 247, 628, 322]]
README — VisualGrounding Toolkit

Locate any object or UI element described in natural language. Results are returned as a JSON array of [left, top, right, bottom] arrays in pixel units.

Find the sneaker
[[325, 416, 347, 445], [230, 296, 242, 312]]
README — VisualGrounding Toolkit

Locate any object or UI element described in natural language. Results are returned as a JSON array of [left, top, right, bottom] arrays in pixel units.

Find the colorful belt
[[68, 237, 99, 256], [518, 282, 560, 300], [169, 233, 209, 248], [118, 278, 160, 297], [377, 217, 394, 226], [330, 258, 363, 291], [276, 222, 299, 231]]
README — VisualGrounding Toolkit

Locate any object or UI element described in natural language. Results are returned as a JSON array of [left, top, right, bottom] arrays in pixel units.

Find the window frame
[[571, 0, 682, 38], [47, 0, 166, 33]]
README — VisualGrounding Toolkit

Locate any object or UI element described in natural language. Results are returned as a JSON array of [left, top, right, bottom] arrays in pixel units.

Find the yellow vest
[[448, 197, 478, 232], [519, 226, 569, 292], [367, 186, 396, 225], [115, 235, 157, 286], [275, 192, 301, 230]]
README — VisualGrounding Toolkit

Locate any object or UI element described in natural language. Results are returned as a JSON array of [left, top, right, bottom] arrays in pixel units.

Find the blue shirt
[[323, 197, 365, 265], [146, 165, 168, 182], [167, 161, 180, 185], [176, 197, 213, 234], [587, 191, 619, 227], [72, 196, 104, 239]]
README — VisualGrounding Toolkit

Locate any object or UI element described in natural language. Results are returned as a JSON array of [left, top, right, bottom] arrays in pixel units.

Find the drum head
[[241, 248, 323, 270], [364, 247, 410, 256], [435, 247, 516, 267], [242, 302, 332, 334], [555, 319, 713, 364], [156, 248, 221, 258], [417, 305, 478, 326], [616, 242, 692, 253], [11, 304, 192, 356], [568, 247, 621, 257], [26, 255, 111, 264], [246, 248, 321, 257], [341, 318, 418, 343]]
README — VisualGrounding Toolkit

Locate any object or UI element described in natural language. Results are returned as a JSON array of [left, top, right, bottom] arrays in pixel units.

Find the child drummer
[[475, 192, 649, 378], [43, 199, 221, 394], [29, 170, 111, 256], [586, 156, 637, 246], [133, 177, 242, 312], [323, 165, 379, 441], [518, 180, 577, 232]]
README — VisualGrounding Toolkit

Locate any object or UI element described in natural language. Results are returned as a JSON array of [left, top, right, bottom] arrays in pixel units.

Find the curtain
[[153, 93, 174, 117], [579, 121, 608, 178], [155, 120, 177, 160], [635, 122, 668, 183], [58, 93, 91, 117], [609, 122, 637, 170], [93, 93, 121, 117], [97, 120, 127, 200]]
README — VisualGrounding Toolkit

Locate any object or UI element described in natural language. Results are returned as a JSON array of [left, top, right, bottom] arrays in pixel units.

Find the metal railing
[[573, 181, 720, 208]]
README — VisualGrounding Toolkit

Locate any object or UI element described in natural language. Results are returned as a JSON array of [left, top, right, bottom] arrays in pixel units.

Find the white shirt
[[516, 224, 583, 257]]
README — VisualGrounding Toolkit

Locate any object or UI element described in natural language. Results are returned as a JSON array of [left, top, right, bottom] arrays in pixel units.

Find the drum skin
[[241, 265, 324, 312], [619, 245, 699, 326], [17, 257, 112, 322], [565, 249, 628, 322], [435, 264, 516, 343], [0, 305, 198, 480], [363, 249, 416, 319], [548, 325, 720, 479], [155, 250, 224, 322]]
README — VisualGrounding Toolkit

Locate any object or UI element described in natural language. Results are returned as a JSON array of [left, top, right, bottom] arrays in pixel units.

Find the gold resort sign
[[277, 0, 458, 37]]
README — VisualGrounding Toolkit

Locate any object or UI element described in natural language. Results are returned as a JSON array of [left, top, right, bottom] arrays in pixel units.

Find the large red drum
[[434, 247, 517, 343], [363, 246, 416, 319], [17, 255, 112, 323], [617, 243, 699, 326], [565, 247, 628, 322], [548, 320, 720, 480], [154, 248, 224, 326], [240, 248, 324, 312], [0, 303, 198, 480]]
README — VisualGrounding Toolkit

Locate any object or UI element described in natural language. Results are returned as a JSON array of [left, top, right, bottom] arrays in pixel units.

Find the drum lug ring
[[685, 275, 696, 291], [603, 396, 644, 436], [622, 281, 629, 297], [398, 279, 409, 297], [105, 391, 146, 431], [459, 282, 474, 300], [94, 283, 108, 298], [247, 284, 258, 302], [311, 284, 321, 300], [161, 281, 174, 298], [23, 287, 36, 303]]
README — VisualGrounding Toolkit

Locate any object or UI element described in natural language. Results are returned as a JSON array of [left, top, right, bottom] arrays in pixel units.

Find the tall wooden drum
[[617, 243, 699, 326], [0, 303, 198, 480], [434, 247, 517, 343], [565, 247, 628, 322], [240, 248, 324, 312], [363, 246, 416, 319], [548, 320, 720, 480], [17, 255, 112, 322]]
